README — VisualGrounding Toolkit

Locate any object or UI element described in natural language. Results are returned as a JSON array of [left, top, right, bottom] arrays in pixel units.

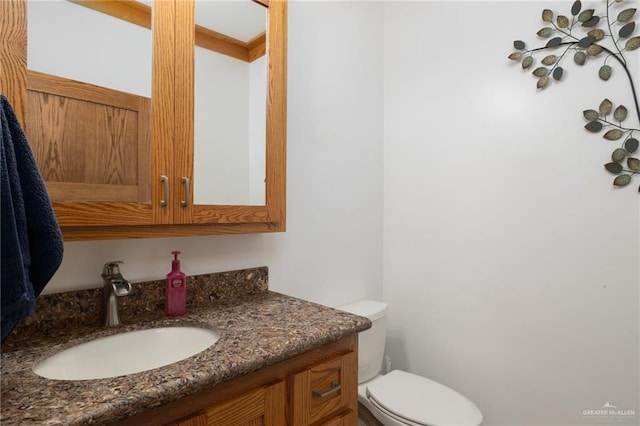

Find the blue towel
[[1, 94, 64, 345]]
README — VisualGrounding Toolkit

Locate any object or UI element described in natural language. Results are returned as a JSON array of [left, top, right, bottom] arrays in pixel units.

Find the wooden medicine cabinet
[[0, 0, 287, 241]]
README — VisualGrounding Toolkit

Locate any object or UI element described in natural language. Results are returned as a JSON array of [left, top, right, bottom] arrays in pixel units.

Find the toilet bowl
[[338, 300, 482, 426]]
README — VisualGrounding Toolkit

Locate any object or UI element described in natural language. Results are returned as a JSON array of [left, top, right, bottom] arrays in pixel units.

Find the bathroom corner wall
[[383, 1, 639, 425]]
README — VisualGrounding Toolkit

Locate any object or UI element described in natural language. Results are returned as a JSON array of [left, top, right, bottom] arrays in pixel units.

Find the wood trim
[[248, 32, 267, 63], [191, 205, 270, 224], [137, 96, 152, 202], [0, 0, 27, 126], [265, 0, 287, 229], [45, 182, 140, 202], [69, 0, 151, 28], [60, 221, 281, 241], [115, 335, 357, 426], [70, 0, 265, 62], [27, 70, 143, 112], [196, 24, 265, 63], [53, 202, 153, 227], [173, 0, 195, 224], [195, 24, 250, 62], [151, 0, 175, 225]]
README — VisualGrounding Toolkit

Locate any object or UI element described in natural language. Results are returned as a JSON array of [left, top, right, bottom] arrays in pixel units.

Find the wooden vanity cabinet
[[116, 335, 358, 426], [0, 0, 287, 241]]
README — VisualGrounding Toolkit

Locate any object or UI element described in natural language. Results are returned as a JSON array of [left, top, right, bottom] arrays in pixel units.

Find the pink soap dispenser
[[166, 251, 186, 316]]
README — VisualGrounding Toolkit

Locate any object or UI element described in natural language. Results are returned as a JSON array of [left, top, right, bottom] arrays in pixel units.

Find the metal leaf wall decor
[[508, 0, 640, 192]]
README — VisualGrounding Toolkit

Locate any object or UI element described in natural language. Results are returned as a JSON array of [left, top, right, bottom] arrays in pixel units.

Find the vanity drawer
[[291, 350, 358, 425]]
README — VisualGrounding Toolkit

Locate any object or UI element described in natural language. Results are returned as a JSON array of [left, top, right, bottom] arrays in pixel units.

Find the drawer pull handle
[[312, 381, 342, 398], [160, 175, 169, 207], [181, 177, 190, 207]]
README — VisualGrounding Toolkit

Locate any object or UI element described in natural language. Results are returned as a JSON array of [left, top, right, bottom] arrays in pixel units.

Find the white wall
[[41, 1, 385, 311], [383, 1, 639, 425]]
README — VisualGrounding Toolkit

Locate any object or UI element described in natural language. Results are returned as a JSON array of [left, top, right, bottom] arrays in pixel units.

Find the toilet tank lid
[[337, 300, 388, 321]]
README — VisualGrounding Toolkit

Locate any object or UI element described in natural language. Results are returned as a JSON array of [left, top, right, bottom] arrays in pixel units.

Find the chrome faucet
[[102, 261, 132, 327]]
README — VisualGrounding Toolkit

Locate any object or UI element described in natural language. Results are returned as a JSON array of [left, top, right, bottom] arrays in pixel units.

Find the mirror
[[193, 0, 268, 206], [26, 0, 153, 205], [27, 1, 152, 98]]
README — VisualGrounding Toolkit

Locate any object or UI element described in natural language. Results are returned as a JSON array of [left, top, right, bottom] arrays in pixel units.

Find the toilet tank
[[338, 300, 388, 384]]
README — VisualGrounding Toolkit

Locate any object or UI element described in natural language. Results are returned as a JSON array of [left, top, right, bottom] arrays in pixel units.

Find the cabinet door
[[291, 352, 358, 426], [174, 0, 287, 230], [204, 380, 286, 426], [19, 0, 176, 228]]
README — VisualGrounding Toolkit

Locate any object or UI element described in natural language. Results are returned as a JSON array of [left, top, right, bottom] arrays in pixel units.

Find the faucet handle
[[102, 261, 124, 277]]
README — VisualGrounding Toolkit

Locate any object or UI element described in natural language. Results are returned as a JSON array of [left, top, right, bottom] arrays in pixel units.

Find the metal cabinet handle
[[181, 177, 190, 207], [312, 381, 342, 398], [160, 175, 169, 207]]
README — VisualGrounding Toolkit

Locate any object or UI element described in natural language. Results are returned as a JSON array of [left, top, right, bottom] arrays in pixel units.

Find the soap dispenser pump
[[166, 251, 186, 316]]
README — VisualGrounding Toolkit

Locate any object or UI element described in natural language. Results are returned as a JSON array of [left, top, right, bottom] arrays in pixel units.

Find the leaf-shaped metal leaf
[[509, 52, 523, 60], [617, 8, 637, 22], [619, 22, 636, 38], [583, 109, 599, 121], [585, 121, 603, 132], [577, 36, 595, 48], [533, 67, 549, 77], [557, 15, 570, 28], [574, 50, 587, 64], [625, 36, 640, 50], [537, 27, 554, 38], [604, 129, 624, 140], [613, 174, 631, 186], [571, 0, 582, 16], [612, 148, 627, 162], [605, 162, 624, 174], [546, 37, 563, 48], [578, 9, 594, 22], [587, 29, 605, 41], [513, 40, 526, 50], [628, 157, 640, 172], [542, 54, 557, 65], [542, 9, 553, 22], [582, 16, 600, 27], [614, 105, 628, 122], [522, 56, 534, 69], [599, 99, 613, 115], [625, 138, 639, 153], [599, 65, 612, 80], [586, 44, 603, 56], [553, 67, 564, 81], [537, 76, 550, 89]]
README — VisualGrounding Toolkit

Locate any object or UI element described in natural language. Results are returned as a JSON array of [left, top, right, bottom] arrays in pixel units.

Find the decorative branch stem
[[525, 40, 640, 125], [509, 0, 640, 192]]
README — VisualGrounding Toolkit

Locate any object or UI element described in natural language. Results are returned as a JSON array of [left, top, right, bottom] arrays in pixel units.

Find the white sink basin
[[33, 327, 220, 380]]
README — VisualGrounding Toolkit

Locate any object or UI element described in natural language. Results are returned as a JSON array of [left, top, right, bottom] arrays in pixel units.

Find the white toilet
[[338, 300, 483, 426]]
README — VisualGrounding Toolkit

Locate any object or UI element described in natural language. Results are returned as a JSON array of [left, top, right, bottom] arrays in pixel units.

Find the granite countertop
[[0, 268, 371, 425]]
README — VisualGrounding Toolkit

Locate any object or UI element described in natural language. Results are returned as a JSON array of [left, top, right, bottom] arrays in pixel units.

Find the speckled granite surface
[[0, 267, 370, 425]]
